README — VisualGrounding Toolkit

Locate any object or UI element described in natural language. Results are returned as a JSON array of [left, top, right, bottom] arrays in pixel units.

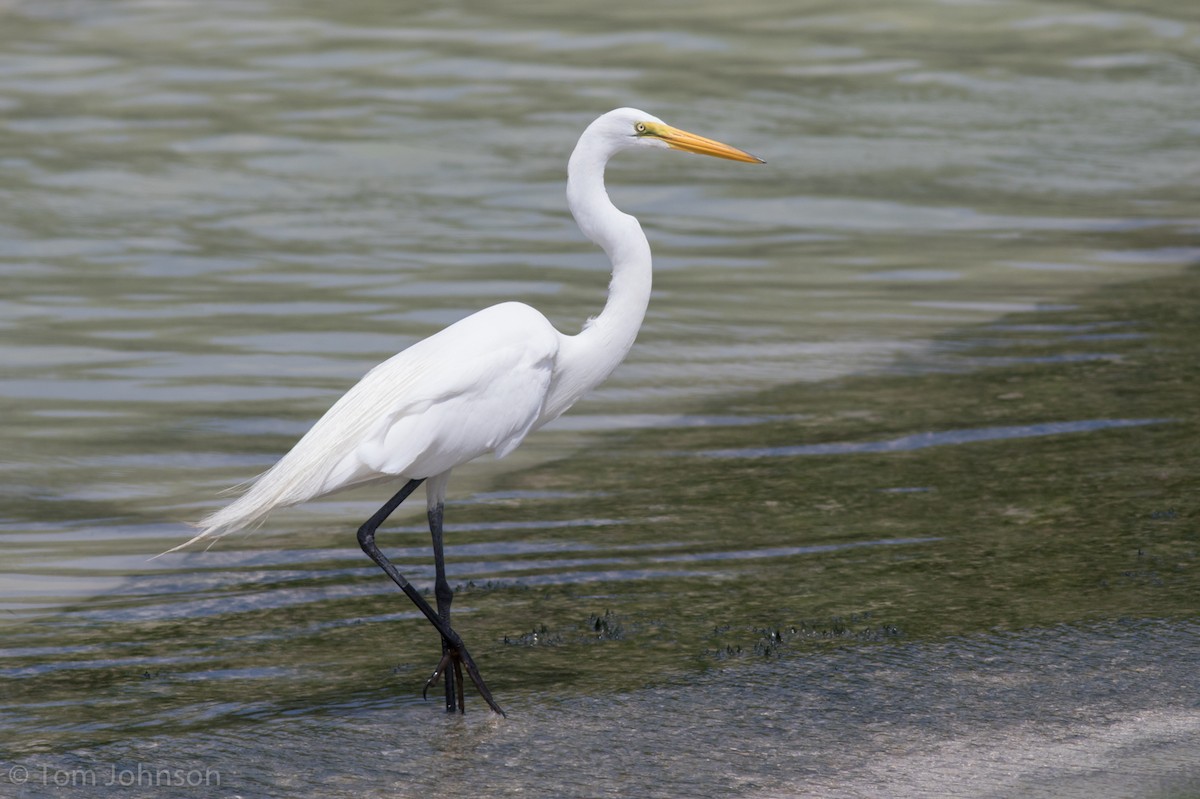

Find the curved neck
[[565, 132, 652, 367], [535, 128, 653, 425]]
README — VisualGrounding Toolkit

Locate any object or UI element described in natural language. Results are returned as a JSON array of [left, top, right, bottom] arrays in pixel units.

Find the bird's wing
[[209, 302, 559, 522], [337, 302, 560, 484]]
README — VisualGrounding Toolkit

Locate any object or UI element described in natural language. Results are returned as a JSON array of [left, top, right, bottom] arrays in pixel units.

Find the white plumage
[[175, 108, 761, 552], [184, 302, 560, 544], [170, 107, 762, 714]]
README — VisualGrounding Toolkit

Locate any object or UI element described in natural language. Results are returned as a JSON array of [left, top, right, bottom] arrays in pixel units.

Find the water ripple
[[694, 418, 1172, 459]]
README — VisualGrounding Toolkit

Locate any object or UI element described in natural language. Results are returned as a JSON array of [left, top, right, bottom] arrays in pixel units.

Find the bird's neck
[[535, 135, 652, 427], [561, 138, 652, 389]]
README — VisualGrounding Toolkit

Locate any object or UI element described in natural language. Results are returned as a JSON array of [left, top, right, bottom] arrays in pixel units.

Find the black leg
[[428, 501, 458, 713], [356, 479, 504, 716]]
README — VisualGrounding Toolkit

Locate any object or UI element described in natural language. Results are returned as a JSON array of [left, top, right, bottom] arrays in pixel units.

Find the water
[[2, 0, 1199, 796]]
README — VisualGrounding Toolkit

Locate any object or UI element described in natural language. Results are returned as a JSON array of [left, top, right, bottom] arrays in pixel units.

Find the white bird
[[172, 107, 763, 714]]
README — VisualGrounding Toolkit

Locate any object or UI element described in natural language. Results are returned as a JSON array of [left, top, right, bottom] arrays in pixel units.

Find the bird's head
[[589, 107, 764, 164]]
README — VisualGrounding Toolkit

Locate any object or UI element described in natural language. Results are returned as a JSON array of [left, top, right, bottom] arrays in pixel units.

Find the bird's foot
[[423, 639, 505, 716]]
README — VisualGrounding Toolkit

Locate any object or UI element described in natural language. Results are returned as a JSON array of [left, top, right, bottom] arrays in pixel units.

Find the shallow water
[[2, 0, 1199, 796], [10, 619, 1200, 798]]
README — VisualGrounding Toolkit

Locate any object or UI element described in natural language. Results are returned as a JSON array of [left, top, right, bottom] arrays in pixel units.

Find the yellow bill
[[640, 121, 765, 164]]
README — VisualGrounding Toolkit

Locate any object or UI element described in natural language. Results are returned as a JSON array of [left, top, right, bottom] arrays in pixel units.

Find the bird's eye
[[634, 122, 648, 135]]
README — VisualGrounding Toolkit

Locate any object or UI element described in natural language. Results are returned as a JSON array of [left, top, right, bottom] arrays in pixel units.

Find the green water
[[501, 267, 1200, 646], [4, 267, 1198, 796], [2, 0, 1199, 796]]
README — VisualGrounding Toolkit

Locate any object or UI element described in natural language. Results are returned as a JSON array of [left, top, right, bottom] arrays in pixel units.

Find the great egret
[[172, 107, 763, 714]]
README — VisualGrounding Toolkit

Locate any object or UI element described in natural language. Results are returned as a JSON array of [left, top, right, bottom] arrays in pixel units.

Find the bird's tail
[[159, 440, 390, 558], [160, 496, 266, 557], [161, 378, 392, 557], [157, 461, 324, 557]]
